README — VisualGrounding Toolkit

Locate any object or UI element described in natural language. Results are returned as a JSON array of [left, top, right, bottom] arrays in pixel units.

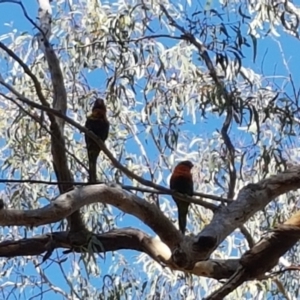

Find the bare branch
[[0, 177, 225, 209], [0, 184, 182, 246], [1, 166, 300, 272], [205, 213, 300, 300], [0, 0, 44, 35], [0, 228, 172, 265], [193, 166, 300, 261], [35, 0, 83, 232], [0, 170, 300, 283], [221, 110, 237, 199], [220, 110, 253, 247], [239, 225, 255, 248], [0, 227, 241, 279]]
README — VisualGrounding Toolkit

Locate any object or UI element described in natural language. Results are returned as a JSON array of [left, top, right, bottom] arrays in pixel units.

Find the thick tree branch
[[1, 171, 299, 284], [192, 165, 300, 261], [1, 214, 297, 284], [0, 227, 241, 279], [0, 184, 182, 247], [0, 228, 172, 264], [36, 0, 83, 232], [0, 183, 217, 271], [205, 212, 300, 300], [0, 157, 299, 268], [1, 166, 300, 272]]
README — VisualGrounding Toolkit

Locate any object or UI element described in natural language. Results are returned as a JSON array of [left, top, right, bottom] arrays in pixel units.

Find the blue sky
[[0, 0, 300, 299]]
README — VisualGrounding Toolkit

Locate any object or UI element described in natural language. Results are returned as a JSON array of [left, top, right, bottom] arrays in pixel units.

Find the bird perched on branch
[[85, 98, 109, 183], [169, 160, 194, 234]]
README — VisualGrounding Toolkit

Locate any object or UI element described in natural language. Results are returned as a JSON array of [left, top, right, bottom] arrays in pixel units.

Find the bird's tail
[[87, 149, 99, 183], [176, 201, 189, 234]]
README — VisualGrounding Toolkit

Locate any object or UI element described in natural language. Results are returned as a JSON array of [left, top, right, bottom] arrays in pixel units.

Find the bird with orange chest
[[84, 98, 110, 183], [169, 160, 194, 235]]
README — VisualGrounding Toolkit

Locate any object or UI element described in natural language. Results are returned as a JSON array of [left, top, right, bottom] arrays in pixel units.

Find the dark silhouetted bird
[[85, 99, 109, 183], [169, 160, 194, 234]]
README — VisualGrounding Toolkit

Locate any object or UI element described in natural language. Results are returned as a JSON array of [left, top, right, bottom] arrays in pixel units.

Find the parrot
[[84, 98, 109, 183], [170, 160, 194, 234]]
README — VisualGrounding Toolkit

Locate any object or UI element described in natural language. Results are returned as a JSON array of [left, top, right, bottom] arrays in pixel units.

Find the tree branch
[[0, 176, 229, 210], [0, 227, 241, 279], [2, 78, 300, 270], [1, 166, 300, 271], [193, 165, 300, 261], [0, 228, 171, 264], [1, 170, 300, 284], [0, 184, 182, 247], [35, 0, 83, 232], [205, 212, 300, 300]]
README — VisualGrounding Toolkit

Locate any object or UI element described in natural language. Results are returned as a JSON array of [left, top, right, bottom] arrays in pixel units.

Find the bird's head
[[92, 98, 107, 112], [91, 98, 107, 118], [177, 160, 194, 170]]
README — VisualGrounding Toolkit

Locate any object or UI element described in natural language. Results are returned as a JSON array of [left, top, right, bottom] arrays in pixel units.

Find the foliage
[[0, 0, 300, 299]]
